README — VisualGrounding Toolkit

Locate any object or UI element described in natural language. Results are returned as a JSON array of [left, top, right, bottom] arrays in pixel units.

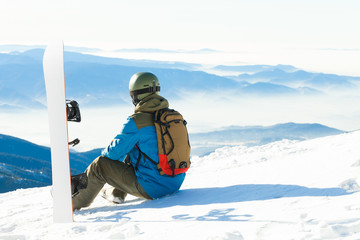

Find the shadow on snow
[[78, 184, 352, 222], [141, 184, 351, 208]]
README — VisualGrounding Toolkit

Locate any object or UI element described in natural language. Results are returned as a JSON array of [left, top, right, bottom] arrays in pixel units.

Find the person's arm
[[101, 117, 139, 160]]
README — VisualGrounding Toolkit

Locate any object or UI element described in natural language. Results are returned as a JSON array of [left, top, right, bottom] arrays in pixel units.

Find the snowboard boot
[[71, 173, 88, 197], [101, 187, 127, 204]]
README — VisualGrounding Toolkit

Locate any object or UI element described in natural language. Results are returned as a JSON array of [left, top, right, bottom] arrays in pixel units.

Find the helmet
[[129, 72, 160, 105]]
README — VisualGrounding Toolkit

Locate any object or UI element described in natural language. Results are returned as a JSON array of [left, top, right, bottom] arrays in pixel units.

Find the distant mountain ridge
[[236, 68, 360, 91], [1, 48, 359, 110], [212, 64, 298, 73], [0, 134, 101, 193], [0, 49, 241, 109], [190, 122, 345, 156], [0, 122, 345, 192]]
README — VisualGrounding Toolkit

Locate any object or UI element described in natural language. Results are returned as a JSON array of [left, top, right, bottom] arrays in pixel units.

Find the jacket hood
[[134, 94, 169, 113]]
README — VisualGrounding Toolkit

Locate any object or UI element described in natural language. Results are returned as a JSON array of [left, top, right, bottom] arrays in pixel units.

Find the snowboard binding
[[68, 138, 80, 147], [71, 173, 88, 197], [66, 99, 81, 147], [66, 100, 81, 122]]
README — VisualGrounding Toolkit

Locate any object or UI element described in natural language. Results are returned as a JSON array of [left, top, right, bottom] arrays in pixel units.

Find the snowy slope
[[1, 131, 360, 239]]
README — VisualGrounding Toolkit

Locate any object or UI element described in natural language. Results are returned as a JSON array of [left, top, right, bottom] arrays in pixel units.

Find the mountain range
[[1, 48, 360, 110], [0, 122, 345, 192], [212, 64, 299, 73], [236, 68, 359, 91], [190, 122, 345, 156], [0, 134, 100, 193]]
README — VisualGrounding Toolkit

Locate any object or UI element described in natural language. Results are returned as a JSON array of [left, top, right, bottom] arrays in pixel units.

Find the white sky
[[1, 0, 360, 75]]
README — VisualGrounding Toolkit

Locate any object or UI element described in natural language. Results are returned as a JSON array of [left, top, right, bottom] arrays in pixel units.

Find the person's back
[[71, 72, 187, 210]]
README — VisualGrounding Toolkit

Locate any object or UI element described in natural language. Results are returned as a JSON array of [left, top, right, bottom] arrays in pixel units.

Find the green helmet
[[129, 72, 160, 105]]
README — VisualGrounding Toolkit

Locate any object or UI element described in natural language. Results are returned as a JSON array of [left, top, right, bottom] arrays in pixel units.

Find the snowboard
[[43, 42, 74, 223]]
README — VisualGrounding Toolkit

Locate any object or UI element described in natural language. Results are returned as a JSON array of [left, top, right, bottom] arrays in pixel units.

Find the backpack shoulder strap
[[134, 144, 164, 174]]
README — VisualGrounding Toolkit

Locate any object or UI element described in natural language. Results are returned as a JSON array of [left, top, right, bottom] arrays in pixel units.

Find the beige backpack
[[135, 108, 191, 176]]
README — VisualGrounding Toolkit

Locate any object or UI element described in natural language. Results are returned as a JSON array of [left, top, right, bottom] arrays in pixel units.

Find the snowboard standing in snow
[[43, 42, 81, 223]]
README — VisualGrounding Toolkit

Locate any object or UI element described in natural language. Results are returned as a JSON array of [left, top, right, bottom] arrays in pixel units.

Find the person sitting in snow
[[71, 72, 187, 210]]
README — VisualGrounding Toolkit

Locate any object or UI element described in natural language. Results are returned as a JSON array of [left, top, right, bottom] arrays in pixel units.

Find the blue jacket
[[101, 94, 186, 199]]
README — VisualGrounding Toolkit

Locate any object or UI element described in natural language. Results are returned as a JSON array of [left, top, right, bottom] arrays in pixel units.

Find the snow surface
[[1, 131, 360, 239]]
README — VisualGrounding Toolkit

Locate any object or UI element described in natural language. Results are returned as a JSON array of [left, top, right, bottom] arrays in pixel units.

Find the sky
[[1, 0, 360, 75]]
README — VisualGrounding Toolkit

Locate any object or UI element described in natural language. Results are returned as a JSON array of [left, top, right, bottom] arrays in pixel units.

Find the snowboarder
[[72, 72, 187, 210]]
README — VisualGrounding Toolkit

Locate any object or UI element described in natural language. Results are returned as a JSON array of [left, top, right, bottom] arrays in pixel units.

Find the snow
[[1, 131, 360, 239]]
